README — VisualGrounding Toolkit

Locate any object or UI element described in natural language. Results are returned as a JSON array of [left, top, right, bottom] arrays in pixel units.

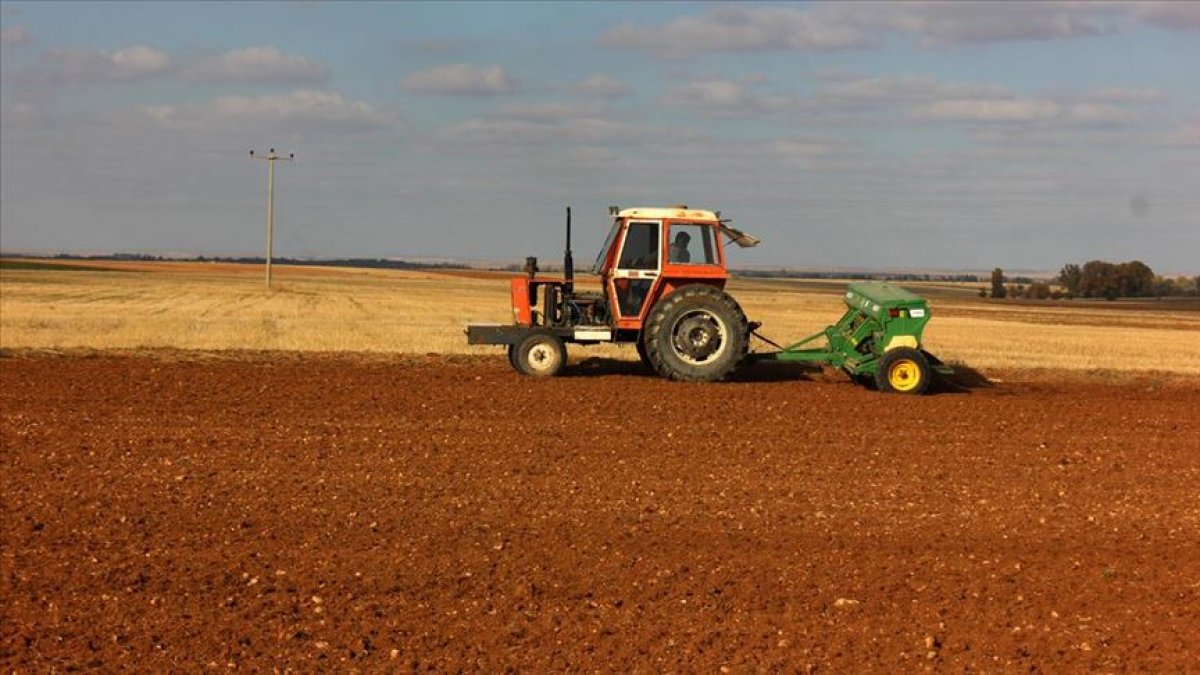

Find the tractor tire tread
[[643, 284, 749, 382], [513, 331, 567, 377]]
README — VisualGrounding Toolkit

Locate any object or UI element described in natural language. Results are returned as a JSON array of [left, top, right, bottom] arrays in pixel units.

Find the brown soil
[[3, 354, 1198, 671]]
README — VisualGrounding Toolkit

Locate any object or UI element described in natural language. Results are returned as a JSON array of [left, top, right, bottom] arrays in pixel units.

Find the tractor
[[467, 205, 758, 382], [466, 205, 951, 393]]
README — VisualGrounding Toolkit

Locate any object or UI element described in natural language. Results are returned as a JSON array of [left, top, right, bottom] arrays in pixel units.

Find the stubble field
[[2, 260, 1199, 670], [3, 259, 1199, 375]]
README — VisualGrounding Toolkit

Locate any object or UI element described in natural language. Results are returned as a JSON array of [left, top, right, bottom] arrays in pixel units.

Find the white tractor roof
[[617, 206, 719, 221]]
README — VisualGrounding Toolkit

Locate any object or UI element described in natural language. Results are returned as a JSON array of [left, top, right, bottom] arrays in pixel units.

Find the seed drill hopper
[[752, 282, 953, 394]]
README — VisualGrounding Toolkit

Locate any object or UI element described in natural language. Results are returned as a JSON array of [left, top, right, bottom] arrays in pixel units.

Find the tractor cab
[[592, 206, 759, 331]]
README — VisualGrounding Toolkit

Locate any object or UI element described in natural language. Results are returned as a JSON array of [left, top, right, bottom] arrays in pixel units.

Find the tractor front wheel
[[513, 332, 567, 377], [644, 284, 748, 382], [875, 347, 931, 395]]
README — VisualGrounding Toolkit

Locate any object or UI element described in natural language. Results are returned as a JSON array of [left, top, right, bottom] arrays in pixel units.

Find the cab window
[[667, 223, 716, 265], [591, 221, 621, 274], [617, 221, 659, 270]]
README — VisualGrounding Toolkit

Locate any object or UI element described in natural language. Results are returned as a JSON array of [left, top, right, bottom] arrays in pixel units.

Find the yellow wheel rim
[[888, 359, 921, 392]]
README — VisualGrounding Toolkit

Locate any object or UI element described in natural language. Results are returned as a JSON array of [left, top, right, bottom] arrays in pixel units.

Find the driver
[[669, 231, 691, 263]]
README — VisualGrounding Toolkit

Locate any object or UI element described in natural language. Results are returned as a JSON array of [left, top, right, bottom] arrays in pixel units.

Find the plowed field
[[3, 354, 1198, 671]]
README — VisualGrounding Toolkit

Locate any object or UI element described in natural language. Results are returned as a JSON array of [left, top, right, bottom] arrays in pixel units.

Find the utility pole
[[249, 148, 295, 289]]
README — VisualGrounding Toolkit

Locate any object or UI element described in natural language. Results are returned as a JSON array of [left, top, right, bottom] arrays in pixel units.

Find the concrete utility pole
[[249, 148, 295, 289]]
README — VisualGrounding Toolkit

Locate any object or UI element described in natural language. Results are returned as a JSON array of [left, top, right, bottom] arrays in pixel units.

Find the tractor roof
[[617, 207, 719, 221]]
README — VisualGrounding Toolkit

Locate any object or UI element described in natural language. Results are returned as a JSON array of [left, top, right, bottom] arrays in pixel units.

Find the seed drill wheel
[[513, 332, 567, 377], [644, 284, 748, 382], [875, 347, 931, 395]]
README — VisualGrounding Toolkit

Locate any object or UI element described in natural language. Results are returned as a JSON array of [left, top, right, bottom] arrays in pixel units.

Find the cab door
[[608, 220, 661, 325]]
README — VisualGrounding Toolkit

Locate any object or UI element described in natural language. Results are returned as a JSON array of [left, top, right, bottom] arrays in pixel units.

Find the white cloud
[[648, 71, 1154, 130], [912, 98, 1062, 123], [1, 25, 31, 46], [662, 78, 763, 111], [598, 2, 1198, 58], [658, 76, 810, 119], [873, 2, 1113, 48], [438, 117, 643, 147], [401, 63, 518, 95], [1133, 1, 1200, 31], [614, 134, 856, 175], [801, 74, 1159, 130], [0, 101, 47, 128], [1080, 87, 1167, 104], [181, 46, 329, 83], [571, 74, 631, 98], [43, 45, 172, 81], [1167, 119, 1200, 147], [494, 103, 600, 123], [20, 44, 329, 85], [433, 103, 675, 148], [757, 137, 845, 159], [599, 5, 872, 58], [812, 74, 1013, 109], [1063, 103, 1135, 126], [145, 89, 396, 132], [911, 98, 1135, 127]]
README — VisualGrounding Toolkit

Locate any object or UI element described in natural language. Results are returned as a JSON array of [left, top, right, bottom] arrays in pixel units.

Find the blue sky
[[2, 1, 1197, 272]]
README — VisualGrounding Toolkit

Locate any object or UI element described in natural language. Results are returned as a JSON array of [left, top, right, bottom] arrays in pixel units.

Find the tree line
[[730, 269, 984, 282], [986, 261, 1199, 300]]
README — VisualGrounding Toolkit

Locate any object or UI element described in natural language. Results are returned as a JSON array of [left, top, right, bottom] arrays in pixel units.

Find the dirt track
[[2, 354, 1198, 671]]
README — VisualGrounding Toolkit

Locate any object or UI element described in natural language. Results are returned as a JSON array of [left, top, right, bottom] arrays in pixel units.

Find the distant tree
[[1026, 281, 1052, 300], [1156, 275, 1200, 298], [1080, 260, 1119, 298], [1168, 276, 1196, 296], [978, 287, 988, 298], [991, 268, 1006, 299], [1057, 263, 1082, 295], [1117, 260, 1155, 297], [1059, 259, 1175, 299]]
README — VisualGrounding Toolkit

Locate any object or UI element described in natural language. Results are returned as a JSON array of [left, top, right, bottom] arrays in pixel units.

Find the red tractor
[[466, 205, 761, 381]]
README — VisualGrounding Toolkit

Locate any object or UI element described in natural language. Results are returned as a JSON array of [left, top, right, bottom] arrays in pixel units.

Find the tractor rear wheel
[[635, 336, 654, 372], [875, 347, 931, 395], [643, 284, 748, 382], [513, 332, 567, 377]]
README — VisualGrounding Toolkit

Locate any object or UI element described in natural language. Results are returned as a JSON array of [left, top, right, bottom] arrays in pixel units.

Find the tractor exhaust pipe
[[563, 206, 574, 294]]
